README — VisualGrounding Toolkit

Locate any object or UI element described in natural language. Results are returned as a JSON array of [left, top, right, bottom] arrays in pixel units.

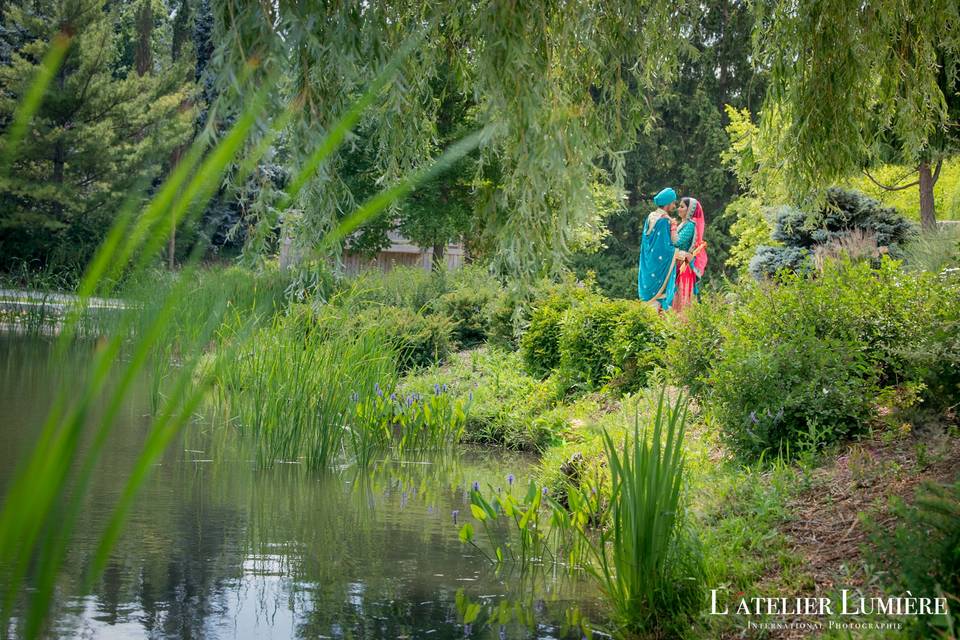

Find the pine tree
[[0, 0, 194, 272]]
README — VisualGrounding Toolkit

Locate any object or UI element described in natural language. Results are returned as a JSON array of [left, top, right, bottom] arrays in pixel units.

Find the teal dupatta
[[663, 220, 696, 310], [637, 214, 676, 307]]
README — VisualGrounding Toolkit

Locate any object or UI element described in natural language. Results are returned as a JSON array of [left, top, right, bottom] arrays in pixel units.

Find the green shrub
[[347, 265, 448, 312], [434, 285, 497, 348], [400, 348, 564, 451], [355, 306, 453, 371], [866, 481, 960, 638], [710, 329, 877, 459], [661, 294, 728, 399], [606, 302, 666, 392], [522, 302, 567, 377], [306, 303, 453, 372], [895, 274, 960, 412], [520, 279, 592, 377], [557, 297, 631, 392], [670, 258, 959, 459], [803, 260, 959, 403], [490, 278, 560, 351]]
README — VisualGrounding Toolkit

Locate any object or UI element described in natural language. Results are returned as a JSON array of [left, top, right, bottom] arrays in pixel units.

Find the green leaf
[[458, 522, 474, 543], [464, 602, 482, 624]]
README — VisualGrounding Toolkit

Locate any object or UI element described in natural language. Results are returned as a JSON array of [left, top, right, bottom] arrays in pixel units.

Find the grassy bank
[[5, 247, 958, 637]]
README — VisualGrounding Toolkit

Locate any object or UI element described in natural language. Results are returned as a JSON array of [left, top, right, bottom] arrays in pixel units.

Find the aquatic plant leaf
[[470, 504, 487, 522]]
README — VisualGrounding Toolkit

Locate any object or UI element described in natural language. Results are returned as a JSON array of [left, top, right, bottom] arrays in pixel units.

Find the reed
[[213, 316, 399, 469], [351, 383, 469, 461], [588, 389, 705, 636]]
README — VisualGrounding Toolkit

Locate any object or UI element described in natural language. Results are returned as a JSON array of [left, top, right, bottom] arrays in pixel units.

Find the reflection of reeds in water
[[0, 29, 484, 637], [162, 440, 572, 635]]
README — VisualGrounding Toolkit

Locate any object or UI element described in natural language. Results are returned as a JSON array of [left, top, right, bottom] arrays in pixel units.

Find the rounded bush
[[606, 301, 666, 392], [710, 331, 877, 459], [520, 280, 592, 377], [672, 257, 959, 460], [557, 297, 631, 391], [435, 286, 496, 348], [355, 306, 453, 372]]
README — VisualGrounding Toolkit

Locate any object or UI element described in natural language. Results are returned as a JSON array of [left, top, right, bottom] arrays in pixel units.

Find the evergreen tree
[[0, 0, 194, 272], [749, 187, 916, 279]]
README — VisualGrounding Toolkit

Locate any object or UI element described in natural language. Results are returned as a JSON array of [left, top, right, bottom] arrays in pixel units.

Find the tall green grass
[[0, 28, 484, 638], [588, 390, 705, 636], [902, 224, 960, 273], [212, 317, 399, 469]]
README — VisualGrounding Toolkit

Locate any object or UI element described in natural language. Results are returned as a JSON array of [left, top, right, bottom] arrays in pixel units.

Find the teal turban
[[653, 187, 677, 207]]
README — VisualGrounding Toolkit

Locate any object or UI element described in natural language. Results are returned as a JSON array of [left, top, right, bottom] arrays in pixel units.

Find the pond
[[0, 337, 606, 639]]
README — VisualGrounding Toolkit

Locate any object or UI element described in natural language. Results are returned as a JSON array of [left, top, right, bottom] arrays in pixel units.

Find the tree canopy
[[205, 0, 692, 277], [754, 0, 960, 228]]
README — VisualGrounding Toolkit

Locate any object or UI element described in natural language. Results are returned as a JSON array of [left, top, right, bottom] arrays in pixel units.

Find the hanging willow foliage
[[208, 0, 693, 277], [753, 0, 960, 215]]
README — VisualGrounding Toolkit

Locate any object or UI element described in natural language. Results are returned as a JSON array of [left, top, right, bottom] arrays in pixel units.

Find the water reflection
[[1, 338, 605, 639]]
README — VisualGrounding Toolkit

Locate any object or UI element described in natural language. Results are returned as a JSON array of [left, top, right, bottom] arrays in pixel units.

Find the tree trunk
[[135, 0, 153, 77], [52, 140, 65, 219], [918, 161, 937, 230], [167, 228, 176, 269], [431, 241, 445, 271]]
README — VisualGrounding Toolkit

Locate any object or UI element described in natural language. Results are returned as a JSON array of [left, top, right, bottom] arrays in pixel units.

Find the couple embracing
[[637, 187, 708, 314]]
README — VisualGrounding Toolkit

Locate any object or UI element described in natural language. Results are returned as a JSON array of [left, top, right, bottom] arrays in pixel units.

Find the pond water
[[0, 337, 606, 639]]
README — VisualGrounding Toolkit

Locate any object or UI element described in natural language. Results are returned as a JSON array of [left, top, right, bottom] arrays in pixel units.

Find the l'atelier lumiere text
[[710, 590, 949, 617]]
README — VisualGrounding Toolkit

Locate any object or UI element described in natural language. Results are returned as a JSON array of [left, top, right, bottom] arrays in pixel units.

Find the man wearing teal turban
[[653, 187, 677, 208], [638, 187, 679, 308]]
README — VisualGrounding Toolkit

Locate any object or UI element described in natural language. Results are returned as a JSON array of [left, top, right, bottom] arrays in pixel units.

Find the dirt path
[[767, 429, 960, 638]]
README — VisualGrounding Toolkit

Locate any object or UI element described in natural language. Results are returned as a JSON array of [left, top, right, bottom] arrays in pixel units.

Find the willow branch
[[932, 158, 944, 183], [862, 167, 920, 191]]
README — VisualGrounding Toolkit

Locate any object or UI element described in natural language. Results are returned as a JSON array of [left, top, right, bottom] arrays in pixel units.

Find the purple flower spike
[[507, 474, 515, 486], [452, 509, 459, 525], [442, 383, 449, 392], [375, 383, 383, 398], [472, 481, 480, 492], [434, 383, 441, 395], [390, 392, 397, 401], [350, 391, 359, 402], [541, 487, 548, 496], [749, 410, 758, 425]]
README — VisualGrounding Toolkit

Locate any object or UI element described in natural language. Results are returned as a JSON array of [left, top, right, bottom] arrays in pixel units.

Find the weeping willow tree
[[207, 0, 692, 278], [754, 1, 960, 229]]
